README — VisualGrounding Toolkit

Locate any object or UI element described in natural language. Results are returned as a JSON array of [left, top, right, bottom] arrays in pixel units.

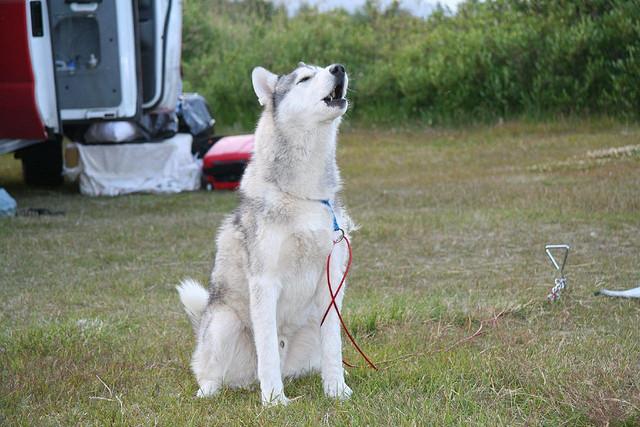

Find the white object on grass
[[596, 286, 640, 299], [545, 244, 570, 301], [76, 133, 200, 196]]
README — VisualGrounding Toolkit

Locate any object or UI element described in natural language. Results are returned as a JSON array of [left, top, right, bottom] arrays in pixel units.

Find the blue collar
[[320, 199, 341, 232]]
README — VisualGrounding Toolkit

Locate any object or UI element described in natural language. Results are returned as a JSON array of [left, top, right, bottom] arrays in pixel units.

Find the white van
[[0, 0, 182, 185]]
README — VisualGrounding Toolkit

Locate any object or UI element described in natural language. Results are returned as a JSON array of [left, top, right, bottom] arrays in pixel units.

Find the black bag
[[177, 93, 216, 158], [177, 93, 215, 138], [136, 112, 178, 140]]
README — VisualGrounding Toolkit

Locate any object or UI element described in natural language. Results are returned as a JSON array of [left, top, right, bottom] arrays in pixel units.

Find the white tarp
[[75, 133, 201, 196]]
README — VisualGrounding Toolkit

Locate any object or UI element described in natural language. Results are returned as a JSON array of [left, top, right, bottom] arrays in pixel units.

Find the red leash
[[321, 235, 378, 370]]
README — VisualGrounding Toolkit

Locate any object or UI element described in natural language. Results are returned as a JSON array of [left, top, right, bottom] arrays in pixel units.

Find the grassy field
[[1, 120, 639, 425]]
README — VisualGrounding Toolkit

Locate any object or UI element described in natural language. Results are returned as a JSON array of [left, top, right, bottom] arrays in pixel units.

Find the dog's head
[[252, 62, 349, 124]]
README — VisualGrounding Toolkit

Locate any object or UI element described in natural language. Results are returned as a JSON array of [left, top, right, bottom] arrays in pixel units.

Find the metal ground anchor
[[545, 244, 570, 302]]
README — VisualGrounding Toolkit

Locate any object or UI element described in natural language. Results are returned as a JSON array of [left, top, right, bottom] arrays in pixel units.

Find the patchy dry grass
[[1, 120, 639, 425]]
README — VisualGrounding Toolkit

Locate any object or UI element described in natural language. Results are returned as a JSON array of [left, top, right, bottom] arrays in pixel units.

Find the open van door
[[138, 0, 182, 113], [0, 0, 59, 144], [0, 0, 183, 185], [49, 0, 139, 121]]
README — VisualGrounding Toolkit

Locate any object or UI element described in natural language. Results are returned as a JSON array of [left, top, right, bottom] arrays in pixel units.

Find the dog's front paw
[[323, 379, 352, 400], [261, 392, 291, 407], [196, 380, 220, 398]]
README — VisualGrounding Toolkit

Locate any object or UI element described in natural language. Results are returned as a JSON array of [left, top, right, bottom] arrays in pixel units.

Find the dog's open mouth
[[323, 79, 346, 107]]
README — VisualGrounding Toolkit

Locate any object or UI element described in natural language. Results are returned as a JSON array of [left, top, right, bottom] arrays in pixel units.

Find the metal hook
[[545, 244, 570, 301], [545, 244, 570, 276]]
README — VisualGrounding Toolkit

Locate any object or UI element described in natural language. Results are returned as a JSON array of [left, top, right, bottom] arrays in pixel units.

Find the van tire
[[18, 139, 64, 186]]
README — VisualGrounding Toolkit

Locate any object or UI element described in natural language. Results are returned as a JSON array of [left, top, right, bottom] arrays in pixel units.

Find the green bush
[[181, 0, 640, 129]]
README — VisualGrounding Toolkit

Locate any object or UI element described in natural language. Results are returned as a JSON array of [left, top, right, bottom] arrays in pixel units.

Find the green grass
[[1, 120, 639, 425]]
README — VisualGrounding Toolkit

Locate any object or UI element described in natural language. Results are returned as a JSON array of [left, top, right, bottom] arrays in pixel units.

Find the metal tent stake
[[545, 244, 570, 302]]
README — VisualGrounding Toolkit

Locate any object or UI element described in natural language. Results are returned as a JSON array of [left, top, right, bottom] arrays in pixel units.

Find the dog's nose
[[330, 64, 345, 76]]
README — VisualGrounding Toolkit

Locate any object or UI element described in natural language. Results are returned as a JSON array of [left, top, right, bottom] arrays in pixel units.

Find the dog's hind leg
[[191, 305, 256, 397]]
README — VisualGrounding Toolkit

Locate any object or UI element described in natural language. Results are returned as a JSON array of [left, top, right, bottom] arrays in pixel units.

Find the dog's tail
[[176, 278, 209, 331]]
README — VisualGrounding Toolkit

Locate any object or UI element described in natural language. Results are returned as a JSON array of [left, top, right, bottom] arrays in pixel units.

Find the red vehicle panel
[[202, 134, 254, 190], [0, 1, 48, 139]]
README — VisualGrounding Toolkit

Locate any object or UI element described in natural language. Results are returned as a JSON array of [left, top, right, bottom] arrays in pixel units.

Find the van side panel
[[0, 1, 48, 139]]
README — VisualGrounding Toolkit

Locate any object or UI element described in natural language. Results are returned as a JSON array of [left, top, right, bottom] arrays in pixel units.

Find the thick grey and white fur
[[177, 63, 354, 406]]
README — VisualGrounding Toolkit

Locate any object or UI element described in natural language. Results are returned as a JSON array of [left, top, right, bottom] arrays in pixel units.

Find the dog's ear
[[252, 67, 278, 107]]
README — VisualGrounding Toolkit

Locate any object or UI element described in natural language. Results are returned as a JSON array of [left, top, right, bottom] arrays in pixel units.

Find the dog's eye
[[297, 76, 312, 84]]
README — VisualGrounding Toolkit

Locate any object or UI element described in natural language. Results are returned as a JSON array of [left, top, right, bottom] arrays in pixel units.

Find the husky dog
[[177, 63, 353, 405]]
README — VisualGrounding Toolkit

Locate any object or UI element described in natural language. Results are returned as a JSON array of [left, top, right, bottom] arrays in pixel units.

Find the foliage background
[[181, 0, 640, 129]]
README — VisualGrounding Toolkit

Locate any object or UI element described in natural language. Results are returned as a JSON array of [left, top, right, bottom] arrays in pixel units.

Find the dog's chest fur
[[269, 201, 336, 329]]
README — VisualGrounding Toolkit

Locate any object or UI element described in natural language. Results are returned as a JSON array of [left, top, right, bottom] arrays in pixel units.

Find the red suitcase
[[202, 134, 254, 190]]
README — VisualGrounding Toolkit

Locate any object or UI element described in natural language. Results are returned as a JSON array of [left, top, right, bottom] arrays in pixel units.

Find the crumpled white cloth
[[76, 133, 201, 196], [84, 121, 142, 143]]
